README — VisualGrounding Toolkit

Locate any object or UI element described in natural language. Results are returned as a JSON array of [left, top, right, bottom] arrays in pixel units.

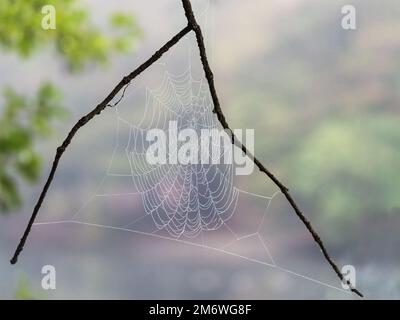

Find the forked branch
[[10, 0, 363, 298]]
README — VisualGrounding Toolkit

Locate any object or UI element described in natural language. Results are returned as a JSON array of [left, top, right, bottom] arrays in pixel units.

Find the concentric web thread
[[32, 0, 352, 297], [125, 69, 239, 238]]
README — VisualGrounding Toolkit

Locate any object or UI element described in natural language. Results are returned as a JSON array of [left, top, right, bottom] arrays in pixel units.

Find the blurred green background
[[0, 0, 399, 299]]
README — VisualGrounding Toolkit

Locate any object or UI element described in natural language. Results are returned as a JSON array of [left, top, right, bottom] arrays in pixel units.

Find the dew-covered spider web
[[32, 0, 353, 298], [122, 69, 240, 238]]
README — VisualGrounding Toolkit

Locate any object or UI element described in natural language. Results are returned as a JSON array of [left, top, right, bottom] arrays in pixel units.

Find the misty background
[[0, 0, 399, 299]]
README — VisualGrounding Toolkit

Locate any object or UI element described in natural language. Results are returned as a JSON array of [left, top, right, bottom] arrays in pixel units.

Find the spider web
[[32, 0, 352, 297], [35, 64, 349, 296], [123, 69, 239, 239]]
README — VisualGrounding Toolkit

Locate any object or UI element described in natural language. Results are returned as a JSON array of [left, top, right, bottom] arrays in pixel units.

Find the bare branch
[[10, 25, 191, 265], [180, 0, 363, 297]]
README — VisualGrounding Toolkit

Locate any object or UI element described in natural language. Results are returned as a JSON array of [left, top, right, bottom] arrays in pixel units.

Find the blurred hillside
[[224, 0, 400, 246]]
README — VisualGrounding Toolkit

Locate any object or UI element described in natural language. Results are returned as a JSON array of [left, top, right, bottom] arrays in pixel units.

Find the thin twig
[[10, 25, 191, 265], [106, 82, 131, 108], [180, 0, 363, 297]]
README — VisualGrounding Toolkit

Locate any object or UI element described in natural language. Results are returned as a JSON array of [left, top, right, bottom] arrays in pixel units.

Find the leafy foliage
[[14, 275, 44, 300], [0, 83, 66, 211], [0, 0, 141, 212], [289, 116, 400, 221], [0, 0, 141, 71]]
